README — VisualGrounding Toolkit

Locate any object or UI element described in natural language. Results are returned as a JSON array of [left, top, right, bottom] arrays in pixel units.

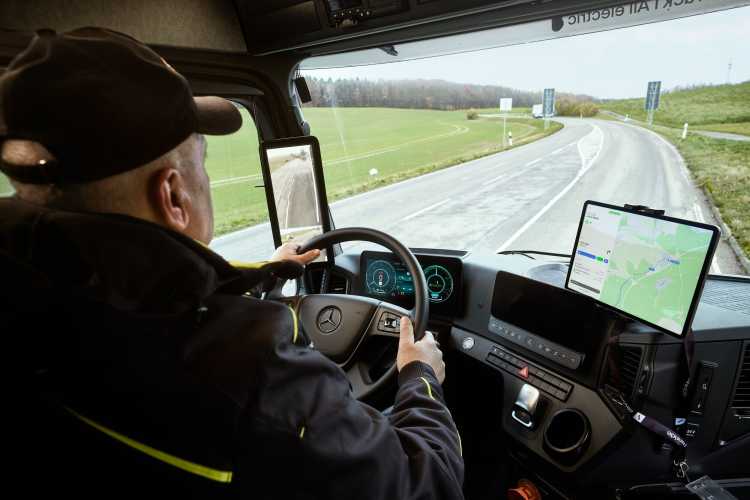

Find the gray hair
[[3, 135, 202, 215]]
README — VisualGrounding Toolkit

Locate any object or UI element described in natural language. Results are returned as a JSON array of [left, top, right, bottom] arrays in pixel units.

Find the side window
[[0, 172, 10, 198], [206, 104, 275, 262]]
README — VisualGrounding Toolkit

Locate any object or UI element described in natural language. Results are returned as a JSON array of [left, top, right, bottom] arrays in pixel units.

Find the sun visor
[[302, 0, 750, 69]]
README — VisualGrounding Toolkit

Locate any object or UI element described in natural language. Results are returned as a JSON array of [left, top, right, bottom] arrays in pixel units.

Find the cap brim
[[194, 96, 243, 135]]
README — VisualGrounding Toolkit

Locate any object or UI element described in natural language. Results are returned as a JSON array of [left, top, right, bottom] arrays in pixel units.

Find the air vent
[[701, 280, 750, 315], [328, 271, 349, 294], [731, 344, 750, 409], [606, 345, 644, 400]]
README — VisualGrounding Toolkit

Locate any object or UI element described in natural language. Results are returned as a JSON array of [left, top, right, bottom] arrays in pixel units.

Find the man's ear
[[150, 167, 192, 233]]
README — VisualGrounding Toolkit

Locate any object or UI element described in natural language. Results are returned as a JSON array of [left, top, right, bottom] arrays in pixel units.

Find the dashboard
[[324, 247, 750, 497]]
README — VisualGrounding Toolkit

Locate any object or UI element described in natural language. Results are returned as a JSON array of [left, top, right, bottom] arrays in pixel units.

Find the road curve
[[211, 118, 744, 275]]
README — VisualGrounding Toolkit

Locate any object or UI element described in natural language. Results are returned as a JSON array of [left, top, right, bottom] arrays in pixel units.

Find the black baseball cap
[[0, 27, 242, 184]]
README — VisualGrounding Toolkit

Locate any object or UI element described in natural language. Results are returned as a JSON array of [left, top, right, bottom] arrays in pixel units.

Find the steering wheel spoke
[[366, 302, 410, 339]]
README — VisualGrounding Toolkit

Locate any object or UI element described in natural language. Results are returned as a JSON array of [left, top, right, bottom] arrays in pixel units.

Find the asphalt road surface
[[271, 157, 320, 232], [212, 118, 745, 275]]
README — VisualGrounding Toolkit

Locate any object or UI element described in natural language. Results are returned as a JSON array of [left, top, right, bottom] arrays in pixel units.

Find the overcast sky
[[304, 6, 750, 100]]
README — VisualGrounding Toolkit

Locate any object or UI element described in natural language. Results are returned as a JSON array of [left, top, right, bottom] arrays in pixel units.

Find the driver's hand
[[397, 316, 445, 384], [270, 242, 320, 266]]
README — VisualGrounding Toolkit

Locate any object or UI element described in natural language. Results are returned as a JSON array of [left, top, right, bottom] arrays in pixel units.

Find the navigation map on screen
[[567, 202, 717, 336]]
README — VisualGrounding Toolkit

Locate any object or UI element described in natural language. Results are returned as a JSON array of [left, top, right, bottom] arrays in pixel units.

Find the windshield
[[301, 6, 750, 276]]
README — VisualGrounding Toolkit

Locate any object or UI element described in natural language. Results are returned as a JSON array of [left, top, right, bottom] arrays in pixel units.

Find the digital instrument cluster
[[360, 251, 462, 315]]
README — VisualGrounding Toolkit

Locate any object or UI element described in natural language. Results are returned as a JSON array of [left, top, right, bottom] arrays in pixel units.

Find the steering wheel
[[295, 227, 429, 399]]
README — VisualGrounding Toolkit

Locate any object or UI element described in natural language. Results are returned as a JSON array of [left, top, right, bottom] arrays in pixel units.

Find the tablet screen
[[566, 201, 719, 337]]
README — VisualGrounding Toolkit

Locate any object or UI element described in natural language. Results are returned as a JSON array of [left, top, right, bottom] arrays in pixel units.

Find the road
[[211, 118, 745, 275], [694, 130, 750, 142], [271, 157, 320, 232]]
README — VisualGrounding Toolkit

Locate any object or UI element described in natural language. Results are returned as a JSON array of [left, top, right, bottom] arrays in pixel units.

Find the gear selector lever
[[512, 384, 540, 428]]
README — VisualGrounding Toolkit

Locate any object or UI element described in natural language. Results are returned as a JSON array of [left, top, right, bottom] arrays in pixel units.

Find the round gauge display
[[365, 260, 397, 296], [423, 265, 454, 303]]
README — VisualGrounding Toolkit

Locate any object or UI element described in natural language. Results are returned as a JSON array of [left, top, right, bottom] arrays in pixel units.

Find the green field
[[208, 107, 560, 235], [696, 122, 750, 137], [0, 171, 10, 195], [0, 107, 562, 236], [602, 82, 750, 261], [602, 81, 750, 130]]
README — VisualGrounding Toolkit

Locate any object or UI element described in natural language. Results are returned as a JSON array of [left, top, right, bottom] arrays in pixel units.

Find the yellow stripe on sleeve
[[418, 376, 435, 400], [288, 305, 299, 344], [64, 407, 233, 483], [229, 260, 269, 270]]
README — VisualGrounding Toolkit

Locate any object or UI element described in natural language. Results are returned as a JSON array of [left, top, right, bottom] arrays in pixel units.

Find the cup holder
[[543, 408, 591, 465]]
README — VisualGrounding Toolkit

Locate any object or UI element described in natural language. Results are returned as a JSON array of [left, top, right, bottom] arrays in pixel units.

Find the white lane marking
[[693, 203, 721, 274], [496, 124, 605, 253], [210, 173, 261, 188], [487, 140, 581, 186], [400, 199, 451, 222], [284, 176, 295, 228]]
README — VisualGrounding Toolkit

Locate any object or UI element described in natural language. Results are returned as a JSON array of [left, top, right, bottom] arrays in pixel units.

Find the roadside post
[[508, 130, 513, 146], [500, 98, 513, 148], [543, 88, 555, 130], [645, 81, 661, 126], [682, 123, 689, 139]]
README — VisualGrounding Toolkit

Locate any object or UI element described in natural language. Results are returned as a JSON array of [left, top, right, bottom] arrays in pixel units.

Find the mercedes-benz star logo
[[317, 306, 342, 334]]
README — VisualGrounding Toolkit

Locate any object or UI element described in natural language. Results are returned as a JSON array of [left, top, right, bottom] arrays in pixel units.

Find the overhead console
[[237, 0, 522, 54]]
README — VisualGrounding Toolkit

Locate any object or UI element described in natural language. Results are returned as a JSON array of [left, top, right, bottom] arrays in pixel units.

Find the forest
[[302, 76, 594, 110]]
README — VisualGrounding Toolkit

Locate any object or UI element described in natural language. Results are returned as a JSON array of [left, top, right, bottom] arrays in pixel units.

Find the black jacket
[[1, 198, 464, 499]]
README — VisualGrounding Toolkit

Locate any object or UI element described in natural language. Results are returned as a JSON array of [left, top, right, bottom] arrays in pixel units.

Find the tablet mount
[[623, 204, 665, 216]]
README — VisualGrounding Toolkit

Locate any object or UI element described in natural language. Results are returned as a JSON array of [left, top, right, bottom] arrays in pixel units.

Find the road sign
[[645, 81, 661, 111], [543, 88, 555, 117], [500, 98, 513, 112]]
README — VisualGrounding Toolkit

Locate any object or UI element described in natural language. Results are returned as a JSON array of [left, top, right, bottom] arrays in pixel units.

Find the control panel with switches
[[486, 344, 573, 402], [488, 316, 585, 369]]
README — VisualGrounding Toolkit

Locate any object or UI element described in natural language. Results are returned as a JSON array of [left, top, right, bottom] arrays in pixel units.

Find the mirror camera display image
[[266, 144, 324, 245]]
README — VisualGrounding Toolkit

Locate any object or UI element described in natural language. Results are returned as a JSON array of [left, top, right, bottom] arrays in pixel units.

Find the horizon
[[301, 76, 750, 102]]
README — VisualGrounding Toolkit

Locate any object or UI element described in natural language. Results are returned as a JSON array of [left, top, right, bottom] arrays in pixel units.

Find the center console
[[452, 270, 623, 472]]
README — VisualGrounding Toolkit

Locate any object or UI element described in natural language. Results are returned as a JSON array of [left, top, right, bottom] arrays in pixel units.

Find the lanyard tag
[[633, 412, 688, 449]]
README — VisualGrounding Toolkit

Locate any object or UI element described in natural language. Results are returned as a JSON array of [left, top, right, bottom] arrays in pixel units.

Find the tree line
[[302, 76, 594, 110]]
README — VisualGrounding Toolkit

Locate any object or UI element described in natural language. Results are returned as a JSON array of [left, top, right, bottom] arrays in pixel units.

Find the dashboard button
[[461, 337, 475, 350], [518, 366, 529, 379], [557, 381, 573, 393], [553, 389, 567, 400]]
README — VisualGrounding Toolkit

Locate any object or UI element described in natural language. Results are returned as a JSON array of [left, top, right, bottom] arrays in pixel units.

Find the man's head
[[3, 133, 214, 243], [0, 27, 242, 244]]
